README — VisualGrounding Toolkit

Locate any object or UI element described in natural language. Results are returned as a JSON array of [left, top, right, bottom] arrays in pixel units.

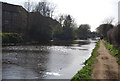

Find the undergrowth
[[104, 41, 120, 65]]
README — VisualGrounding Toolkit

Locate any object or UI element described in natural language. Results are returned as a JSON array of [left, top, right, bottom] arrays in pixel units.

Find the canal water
[[2, 40, 97, 79]]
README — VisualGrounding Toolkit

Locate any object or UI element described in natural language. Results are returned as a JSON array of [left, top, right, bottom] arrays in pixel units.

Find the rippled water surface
[[2, 40, 97, 79]]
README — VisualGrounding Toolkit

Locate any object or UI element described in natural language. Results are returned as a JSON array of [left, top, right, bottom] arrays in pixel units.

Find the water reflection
[[3, 46, 50, 79], [2, 40, 97, 79]]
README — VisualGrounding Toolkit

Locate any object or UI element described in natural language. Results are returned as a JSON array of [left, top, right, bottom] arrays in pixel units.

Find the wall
[[0, 2, 2, 81], [2, 2, 27, 33]]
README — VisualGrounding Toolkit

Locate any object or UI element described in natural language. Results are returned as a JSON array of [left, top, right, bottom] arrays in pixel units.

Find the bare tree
[[24, 0, 35, 12], [58, 15, 65, 25], [34, 0, 56, 17], [49, 3, 56, 18], [102, 17, 115, 24]]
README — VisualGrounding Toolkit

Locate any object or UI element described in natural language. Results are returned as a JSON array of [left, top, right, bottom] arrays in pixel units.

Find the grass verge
[[104, 41, 120, 65], [1, 33, 23, 45], [70, 40, 100, 81]]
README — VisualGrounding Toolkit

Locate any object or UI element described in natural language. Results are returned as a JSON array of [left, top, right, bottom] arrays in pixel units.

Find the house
[[0, 2, 27, 33]]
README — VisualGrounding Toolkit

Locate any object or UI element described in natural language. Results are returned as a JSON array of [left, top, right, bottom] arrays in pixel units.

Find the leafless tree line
[[96, 17, 120, 47], [24, 0, 56, 18], [107, 24, 120, 47]]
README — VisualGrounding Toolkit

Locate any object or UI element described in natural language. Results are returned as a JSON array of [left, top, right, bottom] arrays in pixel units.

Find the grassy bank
[[71, 40, 100, 81], [1, 33, 23, 45], [104, 41, 120, 64]]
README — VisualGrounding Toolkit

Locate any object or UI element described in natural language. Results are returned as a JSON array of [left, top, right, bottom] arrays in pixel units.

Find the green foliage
[[1, 33, 23, 44], [96, 24, 113, 39], [104, 41, 120, 64], [77, 24, 91, 39], [62, 15, 76, 40], [84, 41, 100, 65], [53, 15, 77, 40], [71, 65, 92, 81], [71, 41, 100, 81]]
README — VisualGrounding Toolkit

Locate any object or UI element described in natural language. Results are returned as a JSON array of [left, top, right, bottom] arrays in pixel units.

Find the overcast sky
[[0, 0, 119, 31]]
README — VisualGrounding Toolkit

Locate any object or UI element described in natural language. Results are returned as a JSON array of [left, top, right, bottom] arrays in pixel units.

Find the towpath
[[92, 40, 119, 79]]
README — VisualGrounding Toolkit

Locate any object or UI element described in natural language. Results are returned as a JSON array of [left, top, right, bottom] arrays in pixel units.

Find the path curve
[[92, 40, 119, 79]]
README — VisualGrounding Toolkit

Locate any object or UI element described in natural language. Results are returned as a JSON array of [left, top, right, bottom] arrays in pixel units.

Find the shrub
[[1, 33, 23, 45]]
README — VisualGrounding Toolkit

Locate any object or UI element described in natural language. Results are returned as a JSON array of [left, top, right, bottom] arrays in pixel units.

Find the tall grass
[[104, 41, 120, 64], [71, 40, 100, 81]]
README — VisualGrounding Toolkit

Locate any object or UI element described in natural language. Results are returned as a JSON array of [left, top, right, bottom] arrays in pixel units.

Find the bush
[[1, 33, 23, 45]]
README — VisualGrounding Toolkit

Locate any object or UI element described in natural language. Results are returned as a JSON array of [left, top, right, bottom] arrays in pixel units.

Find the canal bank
[[71, 40, 100, 80], [71, 40, 119, 80]]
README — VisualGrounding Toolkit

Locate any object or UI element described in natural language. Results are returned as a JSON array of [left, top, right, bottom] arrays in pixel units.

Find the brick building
[[0, 2, 27, 33]]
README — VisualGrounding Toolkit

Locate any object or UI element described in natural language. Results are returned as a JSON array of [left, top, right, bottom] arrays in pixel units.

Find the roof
[[1, 2, 27, 13]]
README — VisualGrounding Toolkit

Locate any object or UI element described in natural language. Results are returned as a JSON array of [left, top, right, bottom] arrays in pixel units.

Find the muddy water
[[2, 40, 97, 79]]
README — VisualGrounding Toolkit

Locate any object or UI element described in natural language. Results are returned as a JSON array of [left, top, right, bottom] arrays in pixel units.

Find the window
[[3, 20, 9, 24]]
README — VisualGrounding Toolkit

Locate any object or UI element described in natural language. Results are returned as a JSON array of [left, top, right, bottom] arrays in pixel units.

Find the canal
[[2, 40, 97, 79]]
